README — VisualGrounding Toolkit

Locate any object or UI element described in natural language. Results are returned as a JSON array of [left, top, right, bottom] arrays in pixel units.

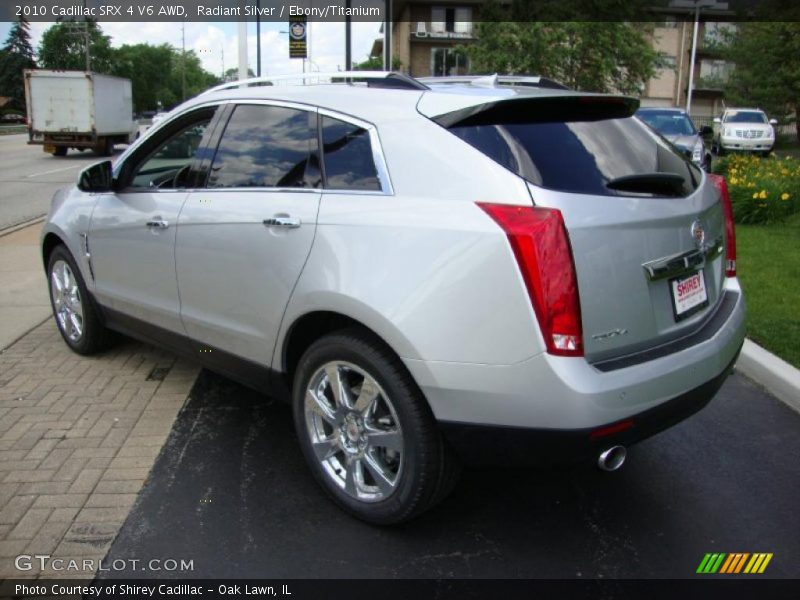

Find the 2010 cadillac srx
[[41, 72, 745, 524]]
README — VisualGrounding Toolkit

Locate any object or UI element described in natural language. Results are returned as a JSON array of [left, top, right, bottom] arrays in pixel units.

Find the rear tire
[[46, 244, 111, 355], [51, 146, 67, 157], [292, 329, 459, 524]]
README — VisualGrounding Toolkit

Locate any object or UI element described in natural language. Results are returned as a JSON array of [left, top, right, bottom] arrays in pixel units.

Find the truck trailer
[[24, 69, 138, 157]]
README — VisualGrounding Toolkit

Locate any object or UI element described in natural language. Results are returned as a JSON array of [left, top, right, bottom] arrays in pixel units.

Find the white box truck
[[25, 69, 138, 157]]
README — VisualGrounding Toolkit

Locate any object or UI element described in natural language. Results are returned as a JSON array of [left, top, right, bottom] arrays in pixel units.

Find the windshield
[[724, 110, 768, 124], [636, 110, 697, 136]]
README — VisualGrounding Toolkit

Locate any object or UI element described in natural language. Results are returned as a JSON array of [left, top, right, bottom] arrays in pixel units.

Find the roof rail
[[201, 71, 429, 96], [418, 74, 569, 90]]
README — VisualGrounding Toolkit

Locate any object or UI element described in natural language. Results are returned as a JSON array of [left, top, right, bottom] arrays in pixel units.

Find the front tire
[[47, 245, 111, 355], [293, 329, 459, 524], [51, 146, 67, 157]]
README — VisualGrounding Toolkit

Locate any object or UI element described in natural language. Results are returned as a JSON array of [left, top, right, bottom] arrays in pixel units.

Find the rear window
[[443, 97, 701, 197]]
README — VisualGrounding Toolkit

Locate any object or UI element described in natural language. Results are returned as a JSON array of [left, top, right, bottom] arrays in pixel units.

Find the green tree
[[353, 55, 402, 71], [38, 20, 115, 73], [224, 67, 255, 82], [0, 16, 37, 112], [462, 2, 660, 95], [717, 22, 800, 139], [111, 44, 219, 112]]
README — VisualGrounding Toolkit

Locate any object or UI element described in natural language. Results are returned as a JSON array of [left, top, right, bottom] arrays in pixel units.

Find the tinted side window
[[208, 104, 320, 189], [321, 117, 381, 191]]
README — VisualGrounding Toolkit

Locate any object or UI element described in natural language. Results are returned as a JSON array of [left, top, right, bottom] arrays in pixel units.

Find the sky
[[0, 19, 383, 77]]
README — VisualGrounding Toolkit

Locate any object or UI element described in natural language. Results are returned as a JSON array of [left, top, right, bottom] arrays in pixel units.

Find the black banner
[[2, 579, 800, 600]]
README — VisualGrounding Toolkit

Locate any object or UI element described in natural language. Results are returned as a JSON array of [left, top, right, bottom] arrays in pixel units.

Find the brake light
[[707, 174, 737, 277], [478, 203, 583, 356]]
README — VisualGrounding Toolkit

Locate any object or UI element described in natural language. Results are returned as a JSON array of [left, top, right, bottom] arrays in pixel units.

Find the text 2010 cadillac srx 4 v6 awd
[[41, 72, 745, 524]]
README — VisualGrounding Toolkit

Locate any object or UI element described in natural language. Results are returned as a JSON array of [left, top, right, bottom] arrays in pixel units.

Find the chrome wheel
[[50, 259, 84, 343], [304, 361, 403, 503]]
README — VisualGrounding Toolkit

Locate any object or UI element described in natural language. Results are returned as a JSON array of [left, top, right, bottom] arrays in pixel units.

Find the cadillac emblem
[[690, 219, 705, 249]]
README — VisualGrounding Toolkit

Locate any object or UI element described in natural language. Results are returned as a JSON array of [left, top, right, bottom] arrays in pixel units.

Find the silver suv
[[41, 72, 745, 524]]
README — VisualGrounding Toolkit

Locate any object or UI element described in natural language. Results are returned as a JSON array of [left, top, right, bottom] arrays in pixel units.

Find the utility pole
[[256, 0, 261, 76], [668, 0, 729, 115], [181, 22, 186, 101], [345, 0, 352, 70], [384, 0, 392, 71], [221, 42, 225, 80], [83, 0, 90, 71]]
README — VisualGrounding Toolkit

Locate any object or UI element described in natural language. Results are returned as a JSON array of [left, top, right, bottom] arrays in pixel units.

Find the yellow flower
[[759, 190, 768, 199], [730, 177, 738, 185], [753, 192, 759, 199], [781, 193, 791, 201]]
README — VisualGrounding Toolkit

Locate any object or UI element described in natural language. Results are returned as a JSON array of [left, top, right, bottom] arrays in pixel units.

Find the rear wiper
[[606, 172, 686, 196]]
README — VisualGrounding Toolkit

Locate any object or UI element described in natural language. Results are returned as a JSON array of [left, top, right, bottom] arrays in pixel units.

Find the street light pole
[[686, 4, 700, 115], [256, 0, 261, 77]]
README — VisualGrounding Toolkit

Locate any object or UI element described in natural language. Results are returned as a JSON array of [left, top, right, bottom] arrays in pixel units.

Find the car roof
[[174, 72, 621, 124]]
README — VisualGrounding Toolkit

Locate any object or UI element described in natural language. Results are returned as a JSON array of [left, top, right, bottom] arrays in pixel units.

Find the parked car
[[636, 107, 713, 170], [149, 111, 170, 128], [41, 72, 745, 524], [712, 108, 777, 155], [1, 113, 26, 124]]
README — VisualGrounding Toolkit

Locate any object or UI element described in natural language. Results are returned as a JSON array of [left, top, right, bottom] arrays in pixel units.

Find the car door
[[89, 105, 220, 333], [175, 102, 322, 366]]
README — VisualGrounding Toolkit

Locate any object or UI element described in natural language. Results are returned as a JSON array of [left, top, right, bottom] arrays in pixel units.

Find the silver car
[[41, 72, 746, 524]]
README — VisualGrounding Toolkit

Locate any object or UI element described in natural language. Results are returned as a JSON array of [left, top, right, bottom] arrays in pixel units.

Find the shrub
[[711, 153, 800, 224]]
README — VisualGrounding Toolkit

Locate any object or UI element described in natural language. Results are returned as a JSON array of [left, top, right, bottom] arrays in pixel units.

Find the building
[[370, 1, 481, 77], [372, 1, 736, 121], [642, 16, 735, 123]]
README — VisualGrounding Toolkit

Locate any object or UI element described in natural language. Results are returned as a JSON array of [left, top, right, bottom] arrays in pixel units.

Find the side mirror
[[78, 160, 113, 192], [713, 117, 722, 124], [700, 125, 713, 136], [769, 118, 778, 125]]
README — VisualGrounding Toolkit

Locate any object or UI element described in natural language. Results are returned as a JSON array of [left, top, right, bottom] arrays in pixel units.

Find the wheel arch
[[280, 309, 416, 386], [41, 231, 67, 268]]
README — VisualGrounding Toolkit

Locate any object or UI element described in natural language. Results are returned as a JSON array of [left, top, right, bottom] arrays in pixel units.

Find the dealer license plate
[[670, 271, 708, 321]]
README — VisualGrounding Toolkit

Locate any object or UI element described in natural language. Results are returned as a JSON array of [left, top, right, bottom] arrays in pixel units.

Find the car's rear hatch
[[420, 90, 728, 363]]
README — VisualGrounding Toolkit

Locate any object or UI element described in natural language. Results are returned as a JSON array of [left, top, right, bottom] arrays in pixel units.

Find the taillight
[[478, 202, 583, 357], [708, 173, 736, 277]]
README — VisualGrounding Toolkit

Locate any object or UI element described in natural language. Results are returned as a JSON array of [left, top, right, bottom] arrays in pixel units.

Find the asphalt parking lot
[[102, 368, 800, 579]]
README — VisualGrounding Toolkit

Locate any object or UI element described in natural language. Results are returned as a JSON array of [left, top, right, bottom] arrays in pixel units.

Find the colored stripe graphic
[[744, 553, 774, 574], [697, 553, 727, 573], [719, 553, 750, 574]]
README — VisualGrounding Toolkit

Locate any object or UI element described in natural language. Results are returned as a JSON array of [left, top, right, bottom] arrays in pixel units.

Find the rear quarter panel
[[275, 116, 546, 367]]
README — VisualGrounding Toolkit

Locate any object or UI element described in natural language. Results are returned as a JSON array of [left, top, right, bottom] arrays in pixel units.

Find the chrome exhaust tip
[[598, 445, 627, 472]]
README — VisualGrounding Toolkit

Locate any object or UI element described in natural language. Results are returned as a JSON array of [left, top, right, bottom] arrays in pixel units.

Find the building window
[[660, 55, 677, 71], [431, 6, 472, 36], [431, 47, 469, 76]]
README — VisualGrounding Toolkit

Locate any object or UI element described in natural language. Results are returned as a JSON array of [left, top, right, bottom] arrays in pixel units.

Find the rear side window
[[443, 98, 701, 197], [321, 117, 381, 191], [208, 104, 320, 189]]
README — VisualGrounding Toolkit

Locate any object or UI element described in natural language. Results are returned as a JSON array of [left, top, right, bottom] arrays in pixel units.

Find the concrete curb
[[737, 339, 800, 414], [0, 214, 45, 238]]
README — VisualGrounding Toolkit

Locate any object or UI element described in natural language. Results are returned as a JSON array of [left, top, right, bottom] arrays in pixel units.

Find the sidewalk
[[0, 221, 51, 350], [0, 222, 200, 579]]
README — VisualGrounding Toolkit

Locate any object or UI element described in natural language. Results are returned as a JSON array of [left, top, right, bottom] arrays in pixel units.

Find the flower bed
[[711, 154, 800, 224]]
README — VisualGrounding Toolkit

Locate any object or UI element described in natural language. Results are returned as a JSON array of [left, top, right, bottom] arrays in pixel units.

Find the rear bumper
[[404, 280, 746, 458], [439, 346, 740, 466]]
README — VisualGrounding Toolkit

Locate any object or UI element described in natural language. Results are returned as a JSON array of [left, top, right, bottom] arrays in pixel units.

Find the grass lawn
[[735, 211, 800, 368]]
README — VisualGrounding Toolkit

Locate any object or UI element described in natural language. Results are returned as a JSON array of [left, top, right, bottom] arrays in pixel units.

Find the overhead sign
[[289, 18, 307, 59]]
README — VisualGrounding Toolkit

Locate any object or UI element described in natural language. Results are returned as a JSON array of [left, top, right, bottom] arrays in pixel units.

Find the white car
[[713, 108, 777, 155]]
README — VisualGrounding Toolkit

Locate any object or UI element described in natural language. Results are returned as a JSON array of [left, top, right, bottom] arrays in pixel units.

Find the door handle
[[263, 216, 301, 229], [146, 219, 169, 229]]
